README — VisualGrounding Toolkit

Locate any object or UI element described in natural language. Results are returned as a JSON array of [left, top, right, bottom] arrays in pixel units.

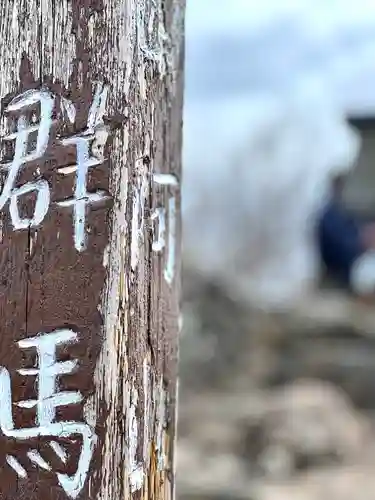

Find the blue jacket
[[317, 200, 365, 284]]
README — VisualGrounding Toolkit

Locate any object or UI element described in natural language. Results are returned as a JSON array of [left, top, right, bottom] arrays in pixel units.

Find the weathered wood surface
[[0, 1, 184, 499]]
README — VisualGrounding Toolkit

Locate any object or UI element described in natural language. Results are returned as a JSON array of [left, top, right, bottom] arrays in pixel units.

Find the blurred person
[[318, 172, 375, 299]]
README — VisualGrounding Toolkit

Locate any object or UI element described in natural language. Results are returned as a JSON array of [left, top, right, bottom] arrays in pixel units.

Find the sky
[[183, 0, 375, 172], [182, 0, 375, 307], [184, 0, 375, 114]]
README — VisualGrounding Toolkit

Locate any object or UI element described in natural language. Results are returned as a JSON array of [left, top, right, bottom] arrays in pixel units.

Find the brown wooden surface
[[0, 1, 184, 499]]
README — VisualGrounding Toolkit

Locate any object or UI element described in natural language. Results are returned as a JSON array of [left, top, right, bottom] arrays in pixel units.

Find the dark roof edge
[[348, 116, 375, 130]]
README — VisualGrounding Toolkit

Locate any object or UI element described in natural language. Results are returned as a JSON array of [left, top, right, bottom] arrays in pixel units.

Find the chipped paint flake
[[156, 380, 168, 470], [102, 244, 110, 268], [131, 170, 149, 271], [165, 196, 177, 285], [128, 385, 144, 493], [83, 394, 97, 429]]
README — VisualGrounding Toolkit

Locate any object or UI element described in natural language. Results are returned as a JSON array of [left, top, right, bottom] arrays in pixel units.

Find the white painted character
[[0, 84, 110, 252], [0, 89, 54, 230], [57, 83, 111, 252], [0, 329, 96, 499], [152, 173, 178, 284]]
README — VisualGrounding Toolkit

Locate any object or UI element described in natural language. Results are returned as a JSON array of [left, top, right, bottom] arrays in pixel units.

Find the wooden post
[[0, 1, 184, 499]]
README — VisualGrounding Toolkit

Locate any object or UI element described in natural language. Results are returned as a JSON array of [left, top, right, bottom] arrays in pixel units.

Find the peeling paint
[[143, 357, 152, 468], [131, 176, 148, 271], [165, 196, 177, 285], [83, 394, 97, 429], [155, 380, 168, 471], [131, 164, 149, 271], [128, 385, 144, 493], [102, 244, 110, 268], [140, 0, 170, 79]]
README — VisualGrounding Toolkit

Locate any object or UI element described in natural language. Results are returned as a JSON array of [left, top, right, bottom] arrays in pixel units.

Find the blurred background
[[178, 1, 375, 499]]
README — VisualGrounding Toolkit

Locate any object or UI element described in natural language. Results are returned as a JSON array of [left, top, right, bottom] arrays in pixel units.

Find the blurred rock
[[178, 380, 375, 500], [268, 294, 375, 409], [180, 269, 283, 393], [237, 380, 371, 477], [181, 275, 375, 407], [179, 272, 375, 500], [254, 466, 375, 500]]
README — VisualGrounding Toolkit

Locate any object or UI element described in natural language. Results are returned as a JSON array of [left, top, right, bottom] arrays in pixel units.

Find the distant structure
[[345, 117, 375, 217]]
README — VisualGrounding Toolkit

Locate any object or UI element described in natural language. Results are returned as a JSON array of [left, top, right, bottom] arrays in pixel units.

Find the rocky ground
[[177, 271, 375, 500]]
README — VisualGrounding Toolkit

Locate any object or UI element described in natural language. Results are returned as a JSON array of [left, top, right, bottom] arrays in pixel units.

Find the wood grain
[[0, 1, 184, 498]]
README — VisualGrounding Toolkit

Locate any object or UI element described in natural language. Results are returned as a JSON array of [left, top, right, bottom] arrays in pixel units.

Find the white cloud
[[185, 0, 375, 112]]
